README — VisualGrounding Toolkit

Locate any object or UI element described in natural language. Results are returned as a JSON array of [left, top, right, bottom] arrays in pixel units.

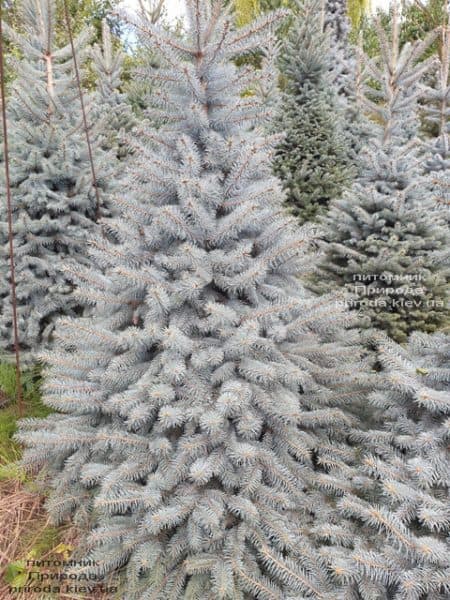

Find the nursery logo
[[336, 273, 445, 310], [8, 559, 118, 597]]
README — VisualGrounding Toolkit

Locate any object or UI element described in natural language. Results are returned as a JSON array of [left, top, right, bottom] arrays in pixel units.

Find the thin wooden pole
[[0, 0, 24, 416], [62, 0, 102, 222]]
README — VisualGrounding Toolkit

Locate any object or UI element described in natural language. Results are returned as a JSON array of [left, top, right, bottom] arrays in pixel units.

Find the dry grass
[[0, 479, 117, 600], [0, 477, 45, 567], [0, 476, 48, 599], [0, 477, 119, 599]]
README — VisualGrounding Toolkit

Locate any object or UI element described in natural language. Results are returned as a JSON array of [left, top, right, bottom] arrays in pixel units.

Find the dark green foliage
[[354, 0, 448, 60], [274, 89, 354, 222], [6, 0, 122, 45], [273, 0, 355, 222], [401, 0, 448, 58]]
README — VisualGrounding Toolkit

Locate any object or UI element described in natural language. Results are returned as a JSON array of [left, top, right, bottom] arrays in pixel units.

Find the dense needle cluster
[[15, 2, 380, 598], [0, 1, 447, 599]]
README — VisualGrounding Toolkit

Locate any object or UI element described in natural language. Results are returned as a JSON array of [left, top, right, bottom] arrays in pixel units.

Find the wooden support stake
[[62, 0, 102, 222]]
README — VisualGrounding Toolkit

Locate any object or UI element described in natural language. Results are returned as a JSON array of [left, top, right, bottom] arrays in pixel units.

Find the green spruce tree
[[273, 0, 355, 223]]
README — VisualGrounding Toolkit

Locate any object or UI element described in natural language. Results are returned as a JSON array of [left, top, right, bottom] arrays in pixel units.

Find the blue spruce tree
[[422, 23, 450, 220], [273, 0, 355, 223], [91, 20, 136, 162], [324, 0, 368, 168], [16, 2, 377, 597], [325, 0, 352, 92], [0, 0, 111, 353], [333, 331, 450, 598], [315, 6, 450, 343]]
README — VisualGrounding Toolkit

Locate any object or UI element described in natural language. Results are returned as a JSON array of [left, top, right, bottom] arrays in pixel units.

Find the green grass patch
[[21, 525, 63, 559], [0, 362, 51, 468]]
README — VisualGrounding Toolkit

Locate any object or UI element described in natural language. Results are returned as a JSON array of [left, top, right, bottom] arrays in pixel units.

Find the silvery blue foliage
[[324, 0, 368, 166], [422, 25, 450, 223], [16, 2, 377, 597], [334, 331, 450, 599], [91, 20, 136, 162], [316, 11, 450, 343], [0, 0, 112, 353], [324, 0, 352, 90]]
